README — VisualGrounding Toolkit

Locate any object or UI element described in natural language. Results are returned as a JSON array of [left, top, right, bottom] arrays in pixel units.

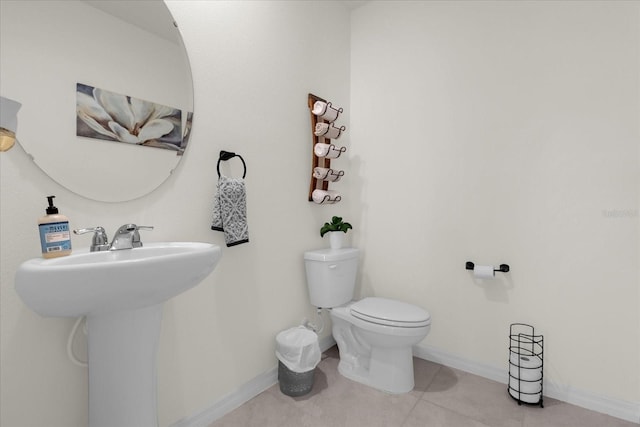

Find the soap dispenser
[[38, 195, 72, 258]]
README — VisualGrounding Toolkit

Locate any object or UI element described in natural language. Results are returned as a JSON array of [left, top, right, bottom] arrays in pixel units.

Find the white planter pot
[[329, 232, 344, 249]]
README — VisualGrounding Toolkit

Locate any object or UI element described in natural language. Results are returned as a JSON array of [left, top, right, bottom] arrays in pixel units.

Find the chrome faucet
[[110, 224, 154, 250], [73, 224, 153, 251]]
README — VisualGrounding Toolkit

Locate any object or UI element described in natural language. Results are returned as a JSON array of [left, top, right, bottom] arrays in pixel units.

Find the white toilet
[[304, 247, 431, 394]]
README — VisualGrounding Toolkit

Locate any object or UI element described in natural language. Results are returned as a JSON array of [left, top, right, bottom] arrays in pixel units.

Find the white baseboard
[[170, 335, 337, 427], [413, 344, 640, 424]]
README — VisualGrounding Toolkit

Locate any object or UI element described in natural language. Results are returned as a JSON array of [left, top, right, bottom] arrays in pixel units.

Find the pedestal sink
[[15, 242, 222, 427]]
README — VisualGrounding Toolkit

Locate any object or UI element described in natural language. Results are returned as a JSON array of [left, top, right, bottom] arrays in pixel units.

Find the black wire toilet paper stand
[[508, 323, 544, 408]]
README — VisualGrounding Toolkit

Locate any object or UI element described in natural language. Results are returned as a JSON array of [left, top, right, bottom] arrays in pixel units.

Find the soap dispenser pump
[[38, 195, 72, 258]]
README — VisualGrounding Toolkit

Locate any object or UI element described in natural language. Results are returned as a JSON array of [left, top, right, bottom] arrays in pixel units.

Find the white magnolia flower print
[[76, 83, 182, 151]]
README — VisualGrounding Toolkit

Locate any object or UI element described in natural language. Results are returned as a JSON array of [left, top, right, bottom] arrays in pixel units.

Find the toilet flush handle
[[329, 264, 338, 269]]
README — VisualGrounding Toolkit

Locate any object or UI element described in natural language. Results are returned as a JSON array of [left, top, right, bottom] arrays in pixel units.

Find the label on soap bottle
[[39, 221, 71, 254]]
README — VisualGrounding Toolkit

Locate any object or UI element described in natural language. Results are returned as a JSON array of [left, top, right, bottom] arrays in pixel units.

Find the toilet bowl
[[330, 297, 430, 393], [304, 248, 431, 394]]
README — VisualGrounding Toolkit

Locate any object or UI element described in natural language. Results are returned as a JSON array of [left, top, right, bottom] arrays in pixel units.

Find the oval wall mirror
[[0, 0, 194, 202]]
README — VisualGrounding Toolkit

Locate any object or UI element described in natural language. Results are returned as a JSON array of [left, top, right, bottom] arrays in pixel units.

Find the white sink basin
[[15, 241, 222, 427], [15, 241, 221, 316]]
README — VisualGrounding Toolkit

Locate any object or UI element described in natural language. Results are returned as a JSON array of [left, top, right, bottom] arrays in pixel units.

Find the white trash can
[[275, 326, 321, 396]]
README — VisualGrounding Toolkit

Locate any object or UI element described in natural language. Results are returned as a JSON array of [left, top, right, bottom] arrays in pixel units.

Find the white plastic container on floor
[[275, 326, 321, 396]]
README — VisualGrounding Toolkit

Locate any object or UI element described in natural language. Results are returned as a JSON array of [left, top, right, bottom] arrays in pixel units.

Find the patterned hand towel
[[211, 175, 249, 246]]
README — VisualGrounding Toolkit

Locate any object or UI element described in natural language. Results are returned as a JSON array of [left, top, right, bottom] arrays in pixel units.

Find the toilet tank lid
[[304, 248, 359, 262]]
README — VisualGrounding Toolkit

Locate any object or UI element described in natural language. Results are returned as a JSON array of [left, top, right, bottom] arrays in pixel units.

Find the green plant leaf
[[320, 224, 332, 237], [340, 223, 353, 233], [332, 216, 342, 225]]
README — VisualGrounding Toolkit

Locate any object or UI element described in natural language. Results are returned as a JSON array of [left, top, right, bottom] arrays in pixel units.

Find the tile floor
[[209, 346, 638, 427]]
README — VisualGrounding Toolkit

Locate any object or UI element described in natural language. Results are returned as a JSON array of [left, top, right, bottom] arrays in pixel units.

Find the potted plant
[[320, 216, 352, 249]]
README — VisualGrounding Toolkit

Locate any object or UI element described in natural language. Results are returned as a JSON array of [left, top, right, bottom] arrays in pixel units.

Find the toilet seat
[[350, 297, 431, 328]]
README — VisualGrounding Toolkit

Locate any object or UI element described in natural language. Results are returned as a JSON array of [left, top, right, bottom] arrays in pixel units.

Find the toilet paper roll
[[508, 352, 542, 403], [508, 380, 541, 403], [509, 353, 542, 381], [508, 376, 541, 394], [473, 265, 495, 279]]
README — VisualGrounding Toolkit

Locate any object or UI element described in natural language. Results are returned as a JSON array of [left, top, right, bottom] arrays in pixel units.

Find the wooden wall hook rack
[[308, 93, 346, 203]]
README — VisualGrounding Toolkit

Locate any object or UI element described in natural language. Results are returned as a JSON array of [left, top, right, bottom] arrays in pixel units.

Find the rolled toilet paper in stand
[[509, 378, 541, 403], [509, 353, 542, 381], [473, 265, 495, 279], [509, 353, 542, 403]]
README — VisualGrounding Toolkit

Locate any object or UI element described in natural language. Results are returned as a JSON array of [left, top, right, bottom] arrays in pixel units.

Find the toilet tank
[[304, 248, 359, 308]]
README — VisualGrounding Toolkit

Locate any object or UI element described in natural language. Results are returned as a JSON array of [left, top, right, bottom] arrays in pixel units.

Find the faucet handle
[[132, 225, 154, 248], [73, 226, 110, 252]]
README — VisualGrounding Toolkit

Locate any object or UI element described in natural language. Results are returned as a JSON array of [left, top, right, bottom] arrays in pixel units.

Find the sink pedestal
[[87, 304, 162, 427]]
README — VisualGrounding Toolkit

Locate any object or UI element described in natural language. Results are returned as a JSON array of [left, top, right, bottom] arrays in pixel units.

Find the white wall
[[0, 1, 352, 426], [350, 0, 639, 413]]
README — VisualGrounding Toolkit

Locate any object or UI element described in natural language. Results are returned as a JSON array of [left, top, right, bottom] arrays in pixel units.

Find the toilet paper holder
[[508, 323, 544, 408], [465, 261, 510, 273]]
